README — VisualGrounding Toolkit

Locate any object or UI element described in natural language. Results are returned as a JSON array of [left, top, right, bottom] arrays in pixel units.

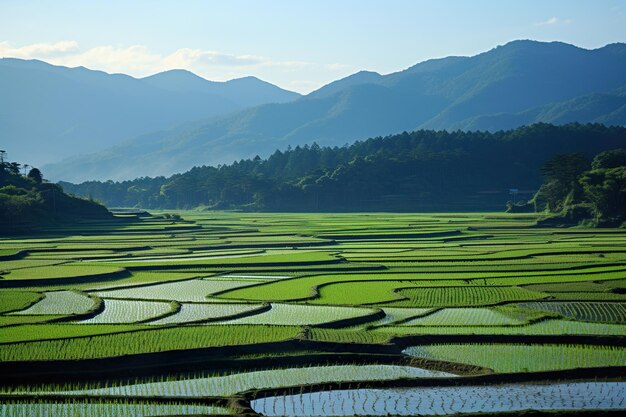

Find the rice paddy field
[[0, 211, 625, 416]]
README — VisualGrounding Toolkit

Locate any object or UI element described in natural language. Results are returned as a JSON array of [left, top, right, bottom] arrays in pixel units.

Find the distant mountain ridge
[[142, 70, 299, 108], [460, 86, 626, 131], [28, 40, 626, 181], [0, 58, 300, 166]]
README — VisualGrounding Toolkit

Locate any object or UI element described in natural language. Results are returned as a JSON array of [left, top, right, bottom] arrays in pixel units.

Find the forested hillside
[[0, 156, 111, 233], [60, 123, 626, 212]]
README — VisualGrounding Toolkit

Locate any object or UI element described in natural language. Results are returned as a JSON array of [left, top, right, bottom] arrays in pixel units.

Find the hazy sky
[[1, 0, 625, 93]]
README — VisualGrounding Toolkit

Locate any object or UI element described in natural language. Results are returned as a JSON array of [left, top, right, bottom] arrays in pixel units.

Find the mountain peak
[[141, 69, 216, 91], [306, 70, 383, 99]]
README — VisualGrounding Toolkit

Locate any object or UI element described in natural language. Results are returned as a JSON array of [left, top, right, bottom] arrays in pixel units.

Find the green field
[[1, 211, 625, 415]]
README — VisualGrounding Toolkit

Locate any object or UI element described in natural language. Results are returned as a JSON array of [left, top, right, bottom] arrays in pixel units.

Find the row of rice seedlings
[[0, 324, 144, 344], [373, 307, 434, 326], [9, 291, 95, 316], [523, 281, 616, 293], [485, 268, 626, 286], [85, 271, 214, 291], [111, 250, 265, 263], [11, 364, 455, 398], [312, 281, 417, 305], [0, 399, 228, 417], [219, 265, 625, 304], [217, 273, 452, 303], [370, 261, 615, 273], [0, 325, 301, 361], [0, 315, 63, 327], [80, 299, 175, 324], [0, 259, 68, 271], [403, 343, 626, 372], [27, 251, 128, 261], [517, 302, 626, 323], [93, 278, 257, 302], [109, 251, 339, 268], [388, 286, 545, 308], [220, 274, 291, 280], [0, 264, 124, 281], [401, 307, 526, 326], [547, 292, 626, 301], [307, 328, 391, 345], [375, 318, 626, 337], [149, 302, 263, 325], [218, 303, 373, 326], [250, 381, 626, 416], [0, 291, 43, 314]]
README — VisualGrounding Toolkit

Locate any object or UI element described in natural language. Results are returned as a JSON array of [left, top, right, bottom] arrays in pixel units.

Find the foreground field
[[0, 211, 625, 416]]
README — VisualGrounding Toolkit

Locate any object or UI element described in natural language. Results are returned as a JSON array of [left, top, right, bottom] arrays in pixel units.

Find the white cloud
[[0, 40, 79, 58], [0, 40, 347, 92], [534, 17, 572, 26], [61, 45, 162, 74], [162, 48, 265, 68]]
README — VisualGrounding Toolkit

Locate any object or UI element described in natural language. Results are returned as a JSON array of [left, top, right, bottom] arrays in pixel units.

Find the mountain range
[[0, 58, 299, 166], [3, 40, 625, 182]]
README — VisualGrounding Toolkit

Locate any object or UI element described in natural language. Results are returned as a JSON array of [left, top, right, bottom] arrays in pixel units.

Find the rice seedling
[[149, 302, 264, 325], [93, 278, 257, 302], [404, 343, 626, 372], [219, 303, 374, 326], [80, 299, 175, 324], [401, 307, 527, 326], [15, 365, 455, 398], [251, 382, 626, 416], [517, 302, 626, 323], [0, 400, 228, 417], [0, 325, 301, 361], [0, 291, 42, 314], [10, 291, 95, 316]]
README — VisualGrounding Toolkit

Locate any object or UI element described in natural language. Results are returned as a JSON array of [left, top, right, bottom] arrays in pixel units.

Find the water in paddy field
[[251, 381, 626, 416]]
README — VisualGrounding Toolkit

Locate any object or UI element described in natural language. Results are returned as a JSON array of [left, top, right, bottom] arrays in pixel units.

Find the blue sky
[[1, 0, 625, 93]]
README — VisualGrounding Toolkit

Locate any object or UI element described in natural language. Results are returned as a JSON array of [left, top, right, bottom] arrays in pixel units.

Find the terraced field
[[1, 211, 625, 416]]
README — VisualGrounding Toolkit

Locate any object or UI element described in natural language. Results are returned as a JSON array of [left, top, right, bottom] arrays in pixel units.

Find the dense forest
[[60, 123, 626, 213], [0, 153, 111, 233], [525, 148, 626, 226]]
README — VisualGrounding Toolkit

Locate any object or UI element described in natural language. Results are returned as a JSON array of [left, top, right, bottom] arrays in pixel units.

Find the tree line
[[60, 123, 626, 213]]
